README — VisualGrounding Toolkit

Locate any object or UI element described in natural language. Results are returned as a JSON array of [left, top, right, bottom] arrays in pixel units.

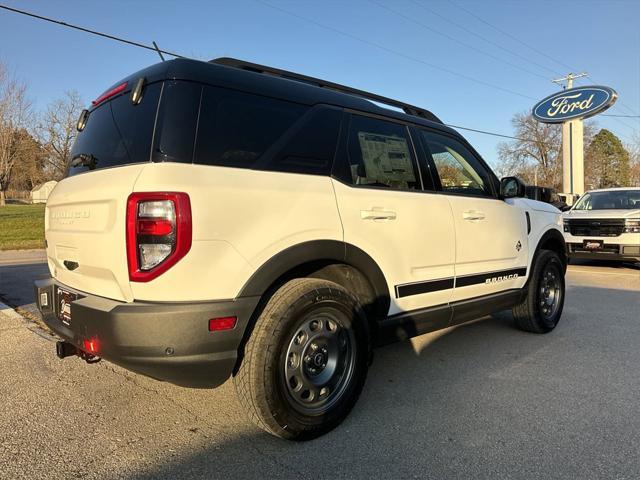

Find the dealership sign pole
[[532, 78, 617, 198]]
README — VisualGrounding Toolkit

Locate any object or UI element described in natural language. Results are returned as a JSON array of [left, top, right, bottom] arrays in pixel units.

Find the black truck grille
[[568, 219, 624, 237]]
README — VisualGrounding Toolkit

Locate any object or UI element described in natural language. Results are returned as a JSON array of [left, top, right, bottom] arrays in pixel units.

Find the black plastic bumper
[[568, 251, 640, 262], [34, 277, 259, 388]]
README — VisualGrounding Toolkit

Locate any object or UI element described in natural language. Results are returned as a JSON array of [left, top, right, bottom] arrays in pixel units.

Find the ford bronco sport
[[35, 58, 567, 440]]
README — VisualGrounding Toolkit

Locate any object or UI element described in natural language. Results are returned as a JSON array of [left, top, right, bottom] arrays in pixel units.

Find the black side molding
[[378, 288, 524, 345], [395, 267, 527, 299]]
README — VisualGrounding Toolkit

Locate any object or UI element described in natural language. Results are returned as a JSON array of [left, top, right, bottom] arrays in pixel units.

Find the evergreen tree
[[585, 129, 631, 188]]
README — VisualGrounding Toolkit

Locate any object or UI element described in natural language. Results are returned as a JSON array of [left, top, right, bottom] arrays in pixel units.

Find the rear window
[[68, 82, 162, 176]]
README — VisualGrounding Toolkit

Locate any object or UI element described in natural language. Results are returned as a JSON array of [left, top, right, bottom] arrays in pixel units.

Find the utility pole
[[552, 72, 587, 90], [552, 73, 588, 199]]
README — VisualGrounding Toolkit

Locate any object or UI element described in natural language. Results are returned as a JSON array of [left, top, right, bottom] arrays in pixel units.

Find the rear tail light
[[126, 192, 192, 282]]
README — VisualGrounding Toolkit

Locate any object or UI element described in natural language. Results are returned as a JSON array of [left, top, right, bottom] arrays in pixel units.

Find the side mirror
[[500, 176, 526, 199]]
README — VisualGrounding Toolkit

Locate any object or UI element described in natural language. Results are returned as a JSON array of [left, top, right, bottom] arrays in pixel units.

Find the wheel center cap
[[313, 353, 325, 367]]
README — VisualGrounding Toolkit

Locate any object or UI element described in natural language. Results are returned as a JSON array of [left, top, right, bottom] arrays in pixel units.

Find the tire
[[234, 278, 370, 440], [513, 249, 565, 333]]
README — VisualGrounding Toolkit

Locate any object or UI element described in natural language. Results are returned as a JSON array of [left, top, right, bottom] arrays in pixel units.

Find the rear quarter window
[[194, 86, 306, 169]]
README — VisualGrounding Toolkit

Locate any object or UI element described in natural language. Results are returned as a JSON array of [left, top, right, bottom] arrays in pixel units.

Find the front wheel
[[234, 278, 370, 440], [513, 250, 565, 333]]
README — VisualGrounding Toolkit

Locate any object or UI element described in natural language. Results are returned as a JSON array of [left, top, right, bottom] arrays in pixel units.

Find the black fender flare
[[237, 240, 390, 315], [531, 228, 567, 272]]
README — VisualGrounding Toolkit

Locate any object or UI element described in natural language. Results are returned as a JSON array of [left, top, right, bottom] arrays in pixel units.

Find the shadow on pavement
[[0, 262, 49, 309], [123, 283, 640, 479]]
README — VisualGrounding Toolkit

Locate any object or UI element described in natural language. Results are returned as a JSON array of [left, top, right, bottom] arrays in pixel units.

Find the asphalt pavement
[[1, 251, 639, 479]]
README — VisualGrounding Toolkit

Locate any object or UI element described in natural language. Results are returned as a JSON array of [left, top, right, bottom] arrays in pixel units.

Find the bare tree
[[38, 90, 84, 180], [496, 112, 595, 191], [496, 112, 563, 189], [0, 62, 32, 206], [626, 131, 640, 187]]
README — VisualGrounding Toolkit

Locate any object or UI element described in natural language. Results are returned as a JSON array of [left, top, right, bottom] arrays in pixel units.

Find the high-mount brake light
[[126, 193, 192, 282], [92, 81, 128, 106]]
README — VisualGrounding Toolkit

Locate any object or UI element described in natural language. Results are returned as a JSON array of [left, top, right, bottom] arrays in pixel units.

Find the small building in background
[[30, 181, 58, 204]]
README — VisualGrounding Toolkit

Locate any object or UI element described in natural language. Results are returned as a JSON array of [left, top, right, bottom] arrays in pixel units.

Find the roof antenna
[[152, 41, 165, 61]]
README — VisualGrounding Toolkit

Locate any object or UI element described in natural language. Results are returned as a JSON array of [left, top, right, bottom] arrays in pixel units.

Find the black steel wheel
[[283, 307, 357, 415], [513, 249, 565, 333], [234, 278, 369, 440], [538, 262, 562, 321]]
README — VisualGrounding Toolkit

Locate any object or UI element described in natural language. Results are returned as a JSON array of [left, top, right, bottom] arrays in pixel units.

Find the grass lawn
[[0, 204, 46, 250]]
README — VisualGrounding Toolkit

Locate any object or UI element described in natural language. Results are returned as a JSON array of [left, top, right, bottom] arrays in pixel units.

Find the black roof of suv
[[106, 57, 456, 135]]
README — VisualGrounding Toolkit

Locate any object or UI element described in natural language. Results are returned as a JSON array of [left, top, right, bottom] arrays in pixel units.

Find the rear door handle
[[361, 208, 397, 221], [463, 210, 486, 221]]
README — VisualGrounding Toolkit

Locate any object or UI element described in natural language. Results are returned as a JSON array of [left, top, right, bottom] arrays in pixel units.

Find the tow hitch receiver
[[55, 341, 101, 363]]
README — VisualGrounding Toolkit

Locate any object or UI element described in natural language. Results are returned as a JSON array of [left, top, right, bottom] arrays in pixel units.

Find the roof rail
[[211, 57, 442, 124]]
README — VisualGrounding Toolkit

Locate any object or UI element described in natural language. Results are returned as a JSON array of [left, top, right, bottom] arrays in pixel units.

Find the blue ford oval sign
[[532, 85, 617, 123]]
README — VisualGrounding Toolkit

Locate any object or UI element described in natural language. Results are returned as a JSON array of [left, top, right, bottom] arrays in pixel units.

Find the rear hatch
[[46, 78, 163, 302]]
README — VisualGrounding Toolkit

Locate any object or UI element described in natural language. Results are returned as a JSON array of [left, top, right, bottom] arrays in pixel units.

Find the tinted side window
[[152, 81, 201, 164], [259, 107, 341, 175], [339, 115, 421, 190], [194, 86, 306, 168], [421, 131, 493, 197], [68, 82, 162, 176]]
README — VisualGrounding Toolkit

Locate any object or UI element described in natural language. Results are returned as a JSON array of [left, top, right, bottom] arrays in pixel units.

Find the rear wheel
[[513, 250, 565, 333], [234, 278, 369, 440]]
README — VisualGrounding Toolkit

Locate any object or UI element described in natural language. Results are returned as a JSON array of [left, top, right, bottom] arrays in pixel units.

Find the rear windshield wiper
[[70, 153, 98, 170]]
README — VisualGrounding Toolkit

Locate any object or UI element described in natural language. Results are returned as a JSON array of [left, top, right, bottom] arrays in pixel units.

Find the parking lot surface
[[1, 252, 639, 479]]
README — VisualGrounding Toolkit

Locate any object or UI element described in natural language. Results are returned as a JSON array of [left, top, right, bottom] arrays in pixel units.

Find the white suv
[[563, 187, 640, 263], [35, 58, 567, 440]]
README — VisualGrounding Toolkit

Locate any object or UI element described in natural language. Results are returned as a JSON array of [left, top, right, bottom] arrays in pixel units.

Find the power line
[[0, 4, 185, 59], [602, 114, 640, 118], [585, 74, 639, 117], [410, 0, 564, 78], [442, 1, 639, 132], [448, 0, 579, 74], [439, 1, 639, 120], [0, 3, 631, 148], [443, 123, 554, 146], [369, 0, 550, 81], [255, 0, 538, 101]]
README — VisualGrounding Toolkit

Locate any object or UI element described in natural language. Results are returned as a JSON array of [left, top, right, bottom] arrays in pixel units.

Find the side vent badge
[[515, 241, 522, 252]]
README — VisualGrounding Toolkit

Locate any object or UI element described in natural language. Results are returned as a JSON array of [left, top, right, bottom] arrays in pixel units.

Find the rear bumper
[[34, 277, 259, 388]]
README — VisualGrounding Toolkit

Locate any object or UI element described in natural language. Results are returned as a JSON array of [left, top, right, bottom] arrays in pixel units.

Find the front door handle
[[361, 208, 397, 221], [463, 210, 486, 221]]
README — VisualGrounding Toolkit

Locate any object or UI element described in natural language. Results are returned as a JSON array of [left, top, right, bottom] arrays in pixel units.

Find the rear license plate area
[[56, 287, 77, 325]]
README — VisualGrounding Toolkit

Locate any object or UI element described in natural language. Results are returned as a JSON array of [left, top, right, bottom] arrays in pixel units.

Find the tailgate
[[45, 165, 146, 302]]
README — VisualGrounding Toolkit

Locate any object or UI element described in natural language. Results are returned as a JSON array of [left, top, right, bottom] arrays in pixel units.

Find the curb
[[0, 300, 56, 343], [0, 300, 25, 321]]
